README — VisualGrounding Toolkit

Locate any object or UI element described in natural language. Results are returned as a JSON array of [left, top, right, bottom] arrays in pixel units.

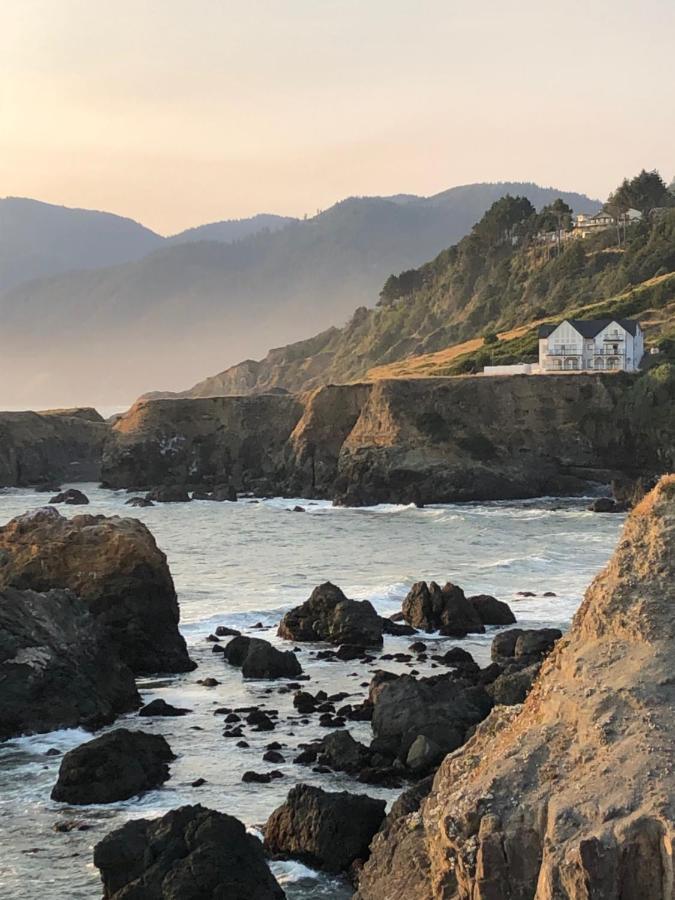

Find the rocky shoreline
[[1, 478, 673, 897]]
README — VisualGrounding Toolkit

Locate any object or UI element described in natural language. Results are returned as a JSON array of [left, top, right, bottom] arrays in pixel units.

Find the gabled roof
[[538, 318, 640, 338]]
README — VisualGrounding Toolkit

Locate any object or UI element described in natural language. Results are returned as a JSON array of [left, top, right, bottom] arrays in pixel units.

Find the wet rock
[[278, 582, 383, 646], [467, 593, 516, 625], [335, 644, 368, 661], [381, 618, 417, 636], [588, 497, 625, 513], [293, 691, 317, 714], [215, 624, 241, 637], [197, 677, 220, 687], [292, 505, 305, 512], [243, 771, 273, 784], [264, 750, 285, 763], [93, 804, 285, 899], [49, 488, 89, 505], [0, 587, 139, 741], [318, 730, 372, 773], [145, 486, 191, 503], [138, 698, 190, 717], [223, 635, 302, 679], [191, 778, 206, 787], [402, 581, 485, 636], [125, 496, 153, 507], [409, 641, 427, 653], [51, 729, 174, 804], [0, 508, 194, 675], [405, 734, 445, 773], [264, 783, 386, 873], [491, 627, 562, 663]]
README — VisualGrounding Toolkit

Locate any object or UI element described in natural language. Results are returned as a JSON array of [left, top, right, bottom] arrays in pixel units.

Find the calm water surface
[[0, 485, 624, 900]]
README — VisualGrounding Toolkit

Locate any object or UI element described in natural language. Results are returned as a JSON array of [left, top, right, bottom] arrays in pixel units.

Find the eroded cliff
[[356, 475, 675, 899], [102, 369, 675, 503]]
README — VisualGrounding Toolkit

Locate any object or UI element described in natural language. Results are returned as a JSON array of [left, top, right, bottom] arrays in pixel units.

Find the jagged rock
[[146, 485, 191, 502], [49, 488, 89, 505], [0, 587, 139, 740], [138, 698, 191, 717], [370, 671, 492, 768], [51, 729, 174, 804], [317, 730, 372, 773], [125, 496, 154, 507], [487, 662, 541, 705], [356, 477, 675, 900], [402, 581, 485, 636], [94, 804, 285, 899], [223, 635, 302, 679], [0, 508, 193, 674], [278, 582, 383, 646], [264, 783, 386, 873], [467, 594, 516, 625], [588, 497, 625, 513]]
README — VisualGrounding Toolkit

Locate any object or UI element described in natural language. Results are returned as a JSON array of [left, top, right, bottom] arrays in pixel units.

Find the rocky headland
[[0, 407, 108, 487], [355, 475, 675, 899], [101, 371, 674, 504]]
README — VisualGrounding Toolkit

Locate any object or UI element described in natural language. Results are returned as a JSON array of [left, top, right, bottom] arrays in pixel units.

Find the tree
[[483, 331, 499, 345]]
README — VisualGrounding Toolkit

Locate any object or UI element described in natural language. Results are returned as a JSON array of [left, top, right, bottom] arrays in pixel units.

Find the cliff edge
[[356, 475, 675, 899]]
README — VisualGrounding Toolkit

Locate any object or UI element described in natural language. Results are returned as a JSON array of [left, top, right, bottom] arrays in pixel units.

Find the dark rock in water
[[402, 581, 485, 636], [467, 593, 516, 625], [381, 618, 417, 636], [264, 783, 386, 873], [197, 677, 221, 687], [370, 671, 492, 769], [94, 804, 285, 899], [138, 698, 190, 717], [434, 646, 480, 675], [491, 627, 562, 663], [213, 483, 238, 502], [0, 507, 194, 675], [588, 497, 625, 513], [293, 691, 317, 714], [125, 496, 154, 507], [223, 635, 302, 679], [243, 771, 273, 784], [45, 748, 61, 756], [51, 729, 174, 804], [409, 641, 427, 653], [215, 624, 241, 637], [335, 643, 368, 661], [0, 587, 139, 741], [264, 750, 285, 763], [278, 582, 383, 646], [516, 590, 536, 597], [191, 777, 206, 787], [248, 711, 276, 732], [145, 485, 191, 503], [543, 590, 557, 597], [318, 730, 372, 774], [49, 488, 89, 505], [292, 505, 305, 512], [53, 819, 91, 832]]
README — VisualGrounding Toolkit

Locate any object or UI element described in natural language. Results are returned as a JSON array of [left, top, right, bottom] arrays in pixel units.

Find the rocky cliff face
[[356, 475, 675, 900], [0, 407, 108, 487], [102, 372, 675, 504]]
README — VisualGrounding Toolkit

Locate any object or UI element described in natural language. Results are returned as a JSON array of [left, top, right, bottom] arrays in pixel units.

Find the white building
[[538, 318, 644, 372], [573, 208, 642, 238]]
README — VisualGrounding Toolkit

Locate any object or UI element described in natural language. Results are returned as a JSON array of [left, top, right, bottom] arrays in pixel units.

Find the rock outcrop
[[51, 729, 174, 804], [222, 635, 302, 679], [0, 407, 108, 487], [101, 372, 675, 504], [0, 587, 139, 740], [357, 476, 675, 899], [0, 508, 193, 674], [278, 582, 384, 646], [264, 783, 386, 873], [94, 804, 285, 898], [402, 581, 486, 636]]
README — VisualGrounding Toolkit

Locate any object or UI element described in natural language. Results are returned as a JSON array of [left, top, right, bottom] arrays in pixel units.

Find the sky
[[2, 0, 674, 234]]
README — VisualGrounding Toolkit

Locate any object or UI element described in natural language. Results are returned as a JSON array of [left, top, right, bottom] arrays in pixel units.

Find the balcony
[[547, 345, 582, 356]]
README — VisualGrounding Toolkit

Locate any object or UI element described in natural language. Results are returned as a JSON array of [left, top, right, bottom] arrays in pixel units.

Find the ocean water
[[0, 485, 625, 900]]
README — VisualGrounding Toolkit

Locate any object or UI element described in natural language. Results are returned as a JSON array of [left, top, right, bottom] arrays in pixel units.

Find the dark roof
[[538, 318, 640, 338]]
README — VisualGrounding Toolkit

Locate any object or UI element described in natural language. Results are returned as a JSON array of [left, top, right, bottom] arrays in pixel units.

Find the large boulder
[[356, 477, 675, 899], [467, 593, 516, 625], [0, 587, 139, 740], [278, 582, 383, 646], [264, 783, 386, 873], [51, 728, 174, 804], [491, 626, 562, 663], [402, 581, 485, 636], [370, 671, 493, 768], [223, 635, 302, 679], [94, 804, 285, 899], [0, 508, 194, 674]]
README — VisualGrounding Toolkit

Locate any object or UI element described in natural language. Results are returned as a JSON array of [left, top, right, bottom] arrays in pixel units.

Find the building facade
[[538, 319, 644, 372]]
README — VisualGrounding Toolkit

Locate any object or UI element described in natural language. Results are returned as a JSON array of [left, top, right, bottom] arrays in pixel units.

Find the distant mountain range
[[0, 184, 600, 407]]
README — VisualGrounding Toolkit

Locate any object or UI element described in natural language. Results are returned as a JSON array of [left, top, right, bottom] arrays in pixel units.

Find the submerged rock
[[357, 476, 675, 899], [51, 729, 174, 804], [138, 698, 191, 717], [0, 507, 194, 674], [264, 783, 386, 873], [146, 485, 191, 502], [0, 587, 139, 741], [94, 804, 285, 898], [49, 488, 89, 505], [402, 581, 486, 636], [278, 582, 383, 646]]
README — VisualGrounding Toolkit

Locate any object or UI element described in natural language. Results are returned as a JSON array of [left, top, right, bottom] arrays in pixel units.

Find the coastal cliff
[[0, 408, 108, 487], [355, 475, 675, 899], [102, 369, 675, 502]]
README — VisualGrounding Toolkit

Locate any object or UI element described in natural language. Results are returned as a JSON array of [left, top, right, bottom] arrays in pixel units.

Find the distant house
[[538, 318, 644, 372], [573, 208, 641, 237]]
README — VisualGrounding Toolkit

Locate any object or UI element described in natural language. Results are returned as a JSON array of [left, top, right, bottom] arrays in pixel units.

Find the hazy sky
[[2, 0, 674, 234]]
